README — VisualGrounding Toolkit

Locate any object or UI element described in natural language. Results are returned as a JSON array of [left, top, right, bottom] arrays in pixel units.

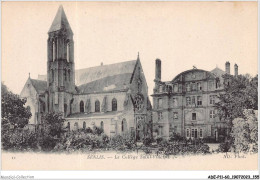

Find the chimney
[[225, 61, 230, 74], [155, 59, 161, 81], [234, 63, 238, 76]]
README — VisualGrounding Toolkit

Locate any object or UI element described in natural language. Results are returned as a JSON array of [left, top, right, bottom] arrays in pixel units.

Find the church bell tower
[[47, 5, 75, 115]]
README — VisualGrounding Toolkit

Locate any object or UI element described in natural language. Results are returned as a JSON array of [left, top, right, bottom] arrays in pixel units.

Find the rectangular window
[[192, 113, 196, 120], [173, 112, 178, 119], [174, 84, 178, 92], [209, 95, 216, 105], [200, 129, 203, 138], [191, 129, 195, 138], [197, 96, 202, 106], [186, 83, 191, 92], [192, 96, 196, 105], [186, 97, 191, 105], [186, 129, 190, 138], [158, 112, 163, 121], [191, 83, 197, 91], [210, 110, 215, 118], [158, 98, 163, 109], [197, 82, 202, 91], [173, 98, 178, 107]]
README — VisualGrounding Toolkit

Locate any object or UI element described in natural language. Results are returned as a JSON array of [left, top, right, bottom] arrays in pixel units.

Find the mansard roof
[[48, 5, 73, 34], [75, 60, 137, 86], [30, 79, 47, 93]]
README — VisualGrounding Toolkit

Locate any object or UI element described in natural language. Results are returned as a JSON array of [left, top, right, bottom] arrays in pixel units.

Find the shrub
[[143, 137, 153, 146], [169, 133, 184, 142]]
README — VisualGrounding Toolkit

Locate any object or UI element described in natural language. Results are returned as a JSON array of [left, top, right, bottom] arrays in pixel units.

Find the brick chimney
[[225, 61, 230, 74], [155, 59, 161, 81], [234, 63, 238, 76]]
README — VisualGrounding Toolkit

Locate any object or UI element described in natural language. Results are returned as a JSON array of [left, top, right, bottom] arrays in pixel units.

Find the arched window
[[52, 69, 54, 82], [121, 119, 127, 132], [83, 121, 86, 130], [95, 100, 100, 112], [42, 102, 45, 113], [52, 40, 56, 61], [64, 104, 67, 116], [27, 106, 31, 112], [112, 98, 117, 111], [67, 122, 70, 131], [68, 69, 70, 82], [64, 69, 67, 81], [74, 122, 78, 131], [80, 101, 84, 113], [100, 121, 104, 130], [67, 42, 70, 62]]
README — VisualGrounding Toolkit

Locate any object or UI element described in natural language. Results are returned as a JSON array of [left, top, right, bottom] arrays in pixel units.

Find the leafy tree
[[231, 109, 258, 153], [216, 74, 258, 123], [1, 82, 31, 130]]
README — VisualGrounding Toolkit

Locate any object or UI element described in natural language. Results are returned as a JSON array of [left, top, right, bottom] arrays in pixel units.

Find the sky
[[2, 1, 258, 97]]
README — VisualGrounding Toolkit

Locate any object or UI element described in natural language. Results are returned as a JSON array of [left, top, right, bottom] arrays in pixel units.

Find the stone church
[[152, 59, 238, 141], [20, 6, 152, 140]]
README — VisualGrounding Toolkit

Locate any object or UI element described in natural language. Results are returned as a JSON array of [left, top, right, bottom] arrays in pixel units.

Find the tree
[[216, 74, 258, 124], [1, 82, 31, 130], [231, 110, 258, 153]]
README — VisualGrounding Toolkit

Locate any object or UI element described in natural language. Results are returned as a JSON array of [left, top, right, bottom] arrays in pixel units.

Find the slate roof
[[77, 73, 132, 94], [48, 5, 73, 34], [30, 79, 47, 93], [75, 60, 137, 86], [210, 67, 225, 78]]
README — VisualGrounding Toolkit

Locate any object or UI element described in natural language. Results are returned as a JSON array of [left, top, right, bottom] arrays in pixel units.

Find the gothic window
[[100, 121, 104, 131], [27, 106, 31, 112], [191, 129, 195, 138], [192, 113, 196, 120], [112, 98, 117, 111], [210, 110, 215, 118], [83, 121, 86, 130], [95, 100, 100, 112], [158, 112, 163, 121], [80, 101, 84, 113], [121, 119, 127, 132], [68, 69, 70, 82], [67, 42, 70, 62], [74, 122, 79, 131], [194, 129, 198, 138], [52, 40, 56, 61], [52, 69, 54, 82], [134, 94, 144, 111], [67, 122, 70, 131], [64, 69, 67, 81], [158, 98, 163, 109], [197, 96, 202, 106], [64, 104, 67, 116]]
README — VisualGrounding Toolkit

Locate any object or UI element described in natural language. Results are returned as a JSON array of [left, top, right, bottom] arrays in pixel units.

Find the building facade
[[20, 6, 152, 140], [152, 59, 238, 140]]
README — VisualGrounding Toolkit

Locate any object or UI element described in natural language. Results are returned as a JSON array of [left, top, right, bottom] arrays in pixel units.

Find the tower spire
[[48, 5, 73, 34], [137, 52, 140, 60]]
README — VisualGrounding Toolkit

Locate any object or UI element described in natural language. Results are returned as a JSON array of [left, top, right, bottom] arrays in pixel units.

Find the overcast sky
[[2, 2, 258, 97]]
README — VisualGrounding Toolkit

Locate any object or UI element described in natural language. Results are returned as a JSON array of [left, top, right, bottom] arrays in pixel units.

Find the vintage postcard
[[1, 1, 258, 175]]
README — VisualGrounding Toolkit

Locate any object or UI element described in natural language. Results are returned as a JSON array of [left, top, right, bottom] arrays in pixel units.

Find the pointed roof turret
[[48, 5, 73, 34]]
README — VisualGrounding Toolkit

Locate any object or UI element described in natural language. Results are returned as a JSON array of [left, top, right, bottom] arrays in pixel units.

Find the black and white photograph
[[1, 1, 258, 179]]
